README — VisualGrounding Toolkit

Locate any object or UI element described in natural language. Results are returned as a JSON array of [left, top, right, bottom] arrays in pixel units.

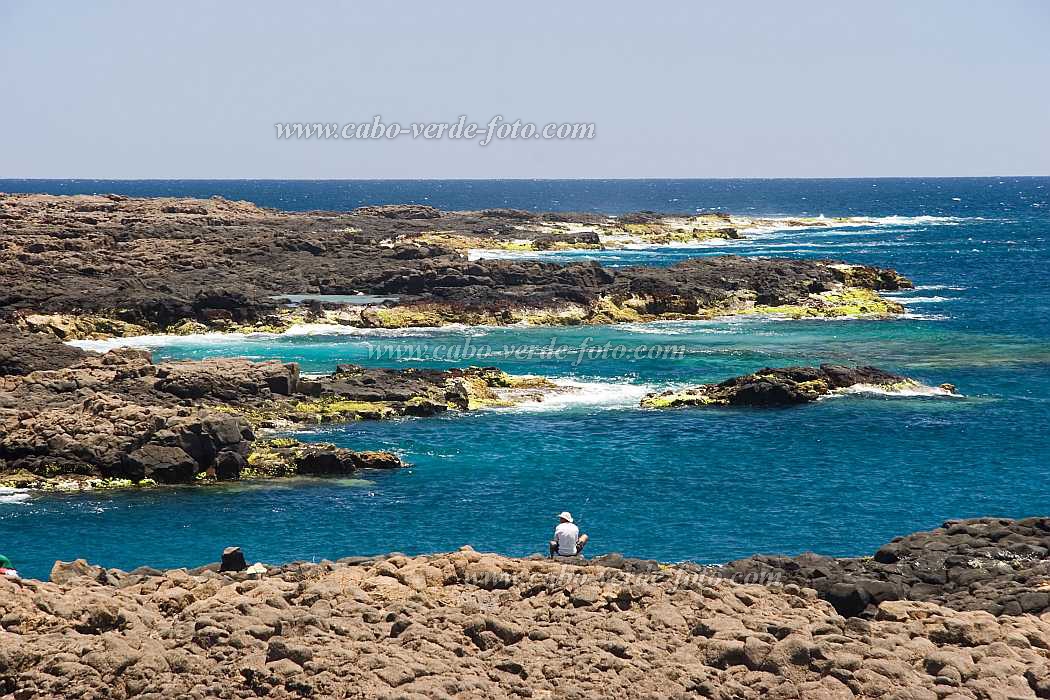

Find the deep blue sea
[[3, 178, 1050, 580]]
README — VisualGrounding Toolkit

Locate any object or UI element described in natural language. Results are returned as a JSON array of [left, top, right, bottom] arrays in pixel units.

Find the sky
[[2, 1, 1048, 179]]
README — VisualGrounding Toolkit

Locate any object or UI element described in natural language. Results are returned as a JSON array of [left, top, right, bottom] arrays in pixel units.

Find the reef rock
[[641, 364, 938, 408], [0, 323, 88, 375]]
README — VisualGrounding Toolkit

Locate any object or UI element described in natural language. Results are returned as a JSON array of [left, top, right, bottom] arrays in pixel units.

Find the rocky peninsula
[[1, 193, 911, 340], [0, 329, 571, 490], [3, 518, 1050, 699]]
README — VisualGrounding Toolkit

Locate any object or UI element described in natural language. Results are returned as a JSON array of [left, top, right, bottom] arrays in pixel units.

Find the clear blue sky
[[2, 1, 1048, 178]]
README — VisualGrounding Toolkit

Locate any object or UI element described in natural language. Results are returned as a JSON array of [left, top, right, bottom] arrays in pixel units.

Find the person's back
[[554, 520, 580, 556]]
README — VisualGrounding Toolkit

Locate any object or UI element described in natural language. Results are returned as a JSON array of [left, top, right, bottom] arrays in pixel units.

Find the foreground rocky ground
[[0, 193, 911, 337], [0, 329, 564, 488], [4, 518, 1050, 699]]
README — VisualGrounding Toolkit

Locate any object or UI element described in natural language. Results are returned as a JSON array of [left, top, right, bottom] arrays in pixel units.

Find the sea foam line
[[66, 323, 499, 351], [882, 295, 959, 304]]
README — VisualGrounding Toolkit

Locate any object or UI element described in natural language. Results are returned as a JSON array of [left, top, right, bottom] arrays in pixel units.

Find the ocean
[[2, 178, 1049, 580]]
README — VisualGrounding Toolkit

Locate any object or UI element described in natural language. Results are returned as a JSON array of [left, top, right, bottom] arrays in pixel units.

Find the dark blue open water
[[2, 178, 1049, 579]]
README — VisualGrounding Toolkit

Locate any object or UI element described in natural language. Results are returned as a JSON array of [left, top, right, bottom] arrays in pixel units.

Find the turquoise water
[[3, 178, 1049, 579]]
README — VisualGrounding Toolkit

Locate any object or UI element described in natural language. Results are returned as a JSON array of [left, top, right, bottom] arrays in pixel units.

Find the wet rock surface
[[0, 194, 910, 332], [641, 364, 933, 408], [4, 535, 1050, 699]]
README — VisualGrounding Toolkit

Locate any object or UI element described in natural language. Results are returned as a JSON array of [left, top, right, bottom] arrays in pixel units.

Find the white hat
[[558, 511, 573, 523]]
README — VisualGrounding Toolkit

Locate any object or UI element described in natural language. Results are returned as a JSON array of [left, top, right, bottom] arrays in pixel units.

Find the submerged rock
[[641, 364, 945, 408]]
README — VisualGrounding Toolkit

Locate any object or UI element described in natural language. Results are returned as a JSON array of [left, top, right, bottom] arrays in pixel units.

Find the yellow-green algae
[[292, 398, 399, 422], [736, 288, 905, 319], [640, 390, 722, 409], [17, 313, 149, 341]]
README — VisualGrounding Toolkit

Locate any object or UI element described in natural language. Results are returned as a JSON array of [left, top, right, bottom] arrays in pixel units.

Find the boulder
[[124, 445, 197, 483]]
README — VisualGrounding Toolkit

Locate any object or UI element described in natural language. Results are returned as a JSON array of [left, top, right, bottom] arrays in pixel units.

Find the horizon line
[[1, 175, 1048, 182]]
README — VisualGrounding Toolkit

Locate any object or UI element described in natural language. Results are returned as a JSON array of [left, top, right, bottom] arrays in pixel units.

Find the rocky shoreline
[[0, 192, 922, 490], [1, 193, 911, 340], [9, 192, 1042, 698], [3, 518, 1050, 698], [0, 330, 574, 490]]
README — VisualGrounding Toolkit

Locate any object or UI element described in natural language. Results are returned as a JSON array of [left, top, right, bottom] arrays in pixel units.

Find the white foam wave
[[914, 285, 968, 291], [497, 378, 655, 413], [905, 297, 958, 304], [740, 214, 968, 237], [831, 383, 963, 399], [468, 249, 552, 261], [67, 332, 244, 352], [898, 312, 951, 321], [859, 215, 968, 226], [280, 322, 489, 338], [0, 487, 31, 504]]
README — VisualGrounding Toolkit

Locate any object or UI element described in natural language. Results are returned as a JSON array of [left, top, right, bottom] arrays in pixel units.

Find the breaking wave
[[496, 377, 656, 413], [0, 488, 31, 505]]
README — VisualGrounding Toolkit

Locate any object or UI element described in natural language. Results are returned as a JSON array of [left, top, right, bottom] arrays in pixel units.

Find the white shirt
[[554, 521, 580, 556]]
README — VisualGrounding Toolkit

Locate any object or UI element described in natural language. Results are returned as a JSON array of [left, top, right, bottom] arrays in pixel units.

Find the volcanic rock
[[641, 364, 940, 408]]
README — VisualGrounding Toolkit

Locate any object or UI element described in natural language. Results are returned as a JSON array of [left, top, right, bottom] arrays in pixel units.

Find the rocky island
[[641, 365, 958, 408], [0, 192, 919, 490]]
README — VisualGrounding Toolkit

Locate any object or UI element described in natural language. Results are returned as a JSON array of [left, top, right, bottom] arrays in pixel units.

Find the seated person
[[549, 511, 589, 558]]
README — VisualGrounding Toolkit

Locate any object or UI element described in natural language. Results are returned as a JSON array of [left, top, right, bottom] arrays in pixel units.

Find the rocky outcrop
[[0, 324, 88, 375], [719, 517, 1050, 620], [245, 439, 403, 478], [641, 364, 949, 408], [3, 546, 1050, 699], [0, 328, 562, 487], [0, 347, 255, 485], [0, 194, 912, 336]]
